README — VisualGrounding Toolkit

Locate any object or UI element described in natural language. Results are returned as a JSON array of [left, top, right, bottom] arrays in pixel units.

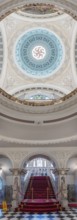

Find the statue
[[13, 177, 20, 206], [60, 176, 67, 200]]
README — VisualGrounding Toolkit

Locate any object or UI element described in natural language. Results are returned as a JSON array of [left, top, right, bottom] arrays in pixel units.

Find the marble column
[[59, 169, 69, 208], [10, 169, 20, 210], [53, 168, 69, 208], [74, 171, 77, 202], [10, 168, 26, 210]]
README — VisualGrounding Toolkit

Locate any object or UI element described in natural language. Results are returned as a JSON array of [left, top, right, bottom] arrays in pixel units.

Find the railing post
[[32, 188, 33, 201]]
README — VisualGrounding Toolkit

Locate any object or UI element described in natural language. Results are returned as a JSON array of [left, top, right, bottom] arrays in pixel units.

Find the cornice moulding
[[0, 89, 77, 117], [0, 134, 77, 145]]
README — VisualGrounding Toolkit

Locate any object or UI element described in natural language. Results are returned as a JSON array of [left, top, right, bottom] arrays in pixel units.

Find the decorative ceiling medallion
[[32, 46, 46, 60], [15, 29, 64, 78]]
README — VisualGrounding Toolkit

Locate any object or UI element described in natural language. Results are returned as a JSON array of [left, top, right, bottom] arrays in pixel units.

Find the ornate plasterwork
[[16, 3, 63, 20], [0, 0, 77, 22], [20, 4, 62, 15], [15, 28, 64, 78], [0, 147, 77, 171], [1, 86, 77, 114], [2, 65, 28, 91], [1, 12, 76, 97], [0, 134, 77, 146]]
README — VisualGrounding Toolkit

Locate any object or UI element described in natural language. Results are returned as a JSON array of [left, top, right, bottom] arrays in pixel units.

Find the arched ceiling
[[0, 3, 77, 103], [67, 155, 77, 173], [0, 1, 77, 149], [0, 155, 13, 174]]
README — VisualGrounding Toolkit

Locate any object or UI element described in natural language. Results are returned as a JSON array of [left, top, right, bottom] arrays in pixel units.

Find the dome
[[15, 28, 64, 78], [0, 2, 77, 105]]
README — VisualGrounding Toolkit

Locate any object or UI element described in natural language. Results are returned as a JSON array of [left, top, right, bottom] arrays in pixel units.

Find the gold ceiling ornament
[[0, 2, 76, 22], [19, 3, 62, 15]]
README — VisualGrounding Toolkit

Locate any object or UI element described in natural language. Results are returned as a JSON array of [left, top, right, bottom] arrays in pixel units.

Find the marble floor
[[0, 208, 77, 220]]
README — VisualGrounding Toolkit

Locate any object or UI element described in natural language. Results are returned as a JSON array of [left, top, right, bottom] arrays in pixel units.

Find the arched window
[[44, 160, 46, 167], [33, 160, 35, 167], [37, 159, 43, 167]]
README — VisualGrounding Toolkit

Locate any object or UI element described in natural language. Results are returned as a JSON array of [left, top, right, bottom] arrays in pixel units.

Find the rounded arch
[[66, 154, 77, 173], [19, 152, 59, 197], [0, 152, 14, 168], [66, 154, 77, 203], [20, 152, 59, 169], [0, 1, 76, 22], [0, 154, 13, 204], [0, 154, 13, 175]]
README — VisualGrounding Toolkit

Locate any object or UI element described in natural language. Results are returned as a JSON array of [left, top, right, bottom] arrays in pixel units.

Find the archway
[[67, 155, 77, 203], [0, 0, 76, 22], [0, 154, 13, 204], [20, 154, 59, 199]]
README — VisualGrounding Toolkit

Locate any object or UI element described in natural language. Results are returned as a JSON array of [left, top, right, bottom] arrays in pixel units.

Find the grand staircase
[[16, 176, 62, 213]]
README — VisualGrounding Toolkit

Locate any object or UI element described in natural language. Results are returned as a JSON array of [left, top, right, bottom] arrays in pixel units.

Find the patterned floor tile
[[0, 208, 77, 220]]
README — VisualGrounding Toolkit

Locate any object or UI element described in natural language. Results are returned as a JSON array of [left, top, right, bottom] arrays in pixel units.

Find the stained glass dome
[[15, 29, 64, 78], [26, 93, 57, 101]]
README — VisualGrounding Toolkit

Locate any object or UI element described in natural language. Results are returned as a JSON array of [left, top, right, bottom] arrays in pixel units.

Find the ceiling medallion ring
[[14, 28, 65, 78], [32, 45, 46, 60]]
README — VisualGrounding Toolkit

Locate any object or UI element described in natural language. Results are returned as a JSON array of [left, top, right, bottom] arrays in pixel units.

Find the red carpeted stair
[[68, 203, 77, 208], [16, 176, 62, 213], [25, 176, 56, 200]]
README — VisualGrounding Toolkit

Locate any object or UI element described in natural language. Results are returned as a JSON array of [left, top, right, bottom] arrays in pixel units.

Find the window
[[37, 159, 43, 167]]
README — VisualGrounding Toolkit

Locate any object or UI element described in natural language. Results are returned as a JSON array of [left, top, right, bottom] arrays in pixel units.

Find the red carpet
[[69, 203, 77, 207], [16, 176, 62, 213]]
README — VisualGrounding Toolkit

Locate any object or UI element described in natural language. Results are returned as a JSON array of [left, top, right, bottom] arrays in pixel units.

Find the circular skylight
[[15, 29, 64, 78]]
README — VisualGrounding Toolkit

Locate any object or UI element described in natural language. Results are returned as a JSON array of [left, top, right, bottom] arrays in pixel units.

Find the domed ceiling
[[0, 3, 77, 102], [15, 28, 64, 78]]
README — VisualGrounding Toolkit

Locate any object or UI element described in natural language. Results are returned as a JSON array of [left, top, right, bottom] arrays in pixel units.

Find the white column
[[59, 170, 68, 208], [10, 169, 21, 210], [74, 171, 77, 201]]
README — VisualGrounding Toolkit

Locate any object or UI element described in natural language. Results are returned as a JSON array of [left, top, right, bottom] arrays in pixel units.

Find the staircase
[[25, 176, 56, 200], [16, 176, 62, 213]]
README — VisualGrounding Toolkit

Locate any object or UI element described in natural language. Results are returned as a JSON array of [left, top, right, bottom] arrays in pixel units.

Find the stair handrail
[[47, 168, 58, 199], [20, 169, 34, 201]]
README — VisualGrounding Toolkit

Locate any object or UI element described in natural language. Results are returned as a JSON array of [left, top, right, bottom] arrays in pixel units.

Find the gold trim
[[0, 88, 77, 107], [0, 3, 76, 22]]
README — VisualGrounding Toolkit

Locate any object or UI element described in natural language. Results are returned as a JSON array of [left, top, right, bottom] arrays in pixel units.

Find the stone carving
[[60, 176, 67, 199], [12, 176, 20, 208], [13, 176, 19, 191], [3, 16, 19, 34]]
